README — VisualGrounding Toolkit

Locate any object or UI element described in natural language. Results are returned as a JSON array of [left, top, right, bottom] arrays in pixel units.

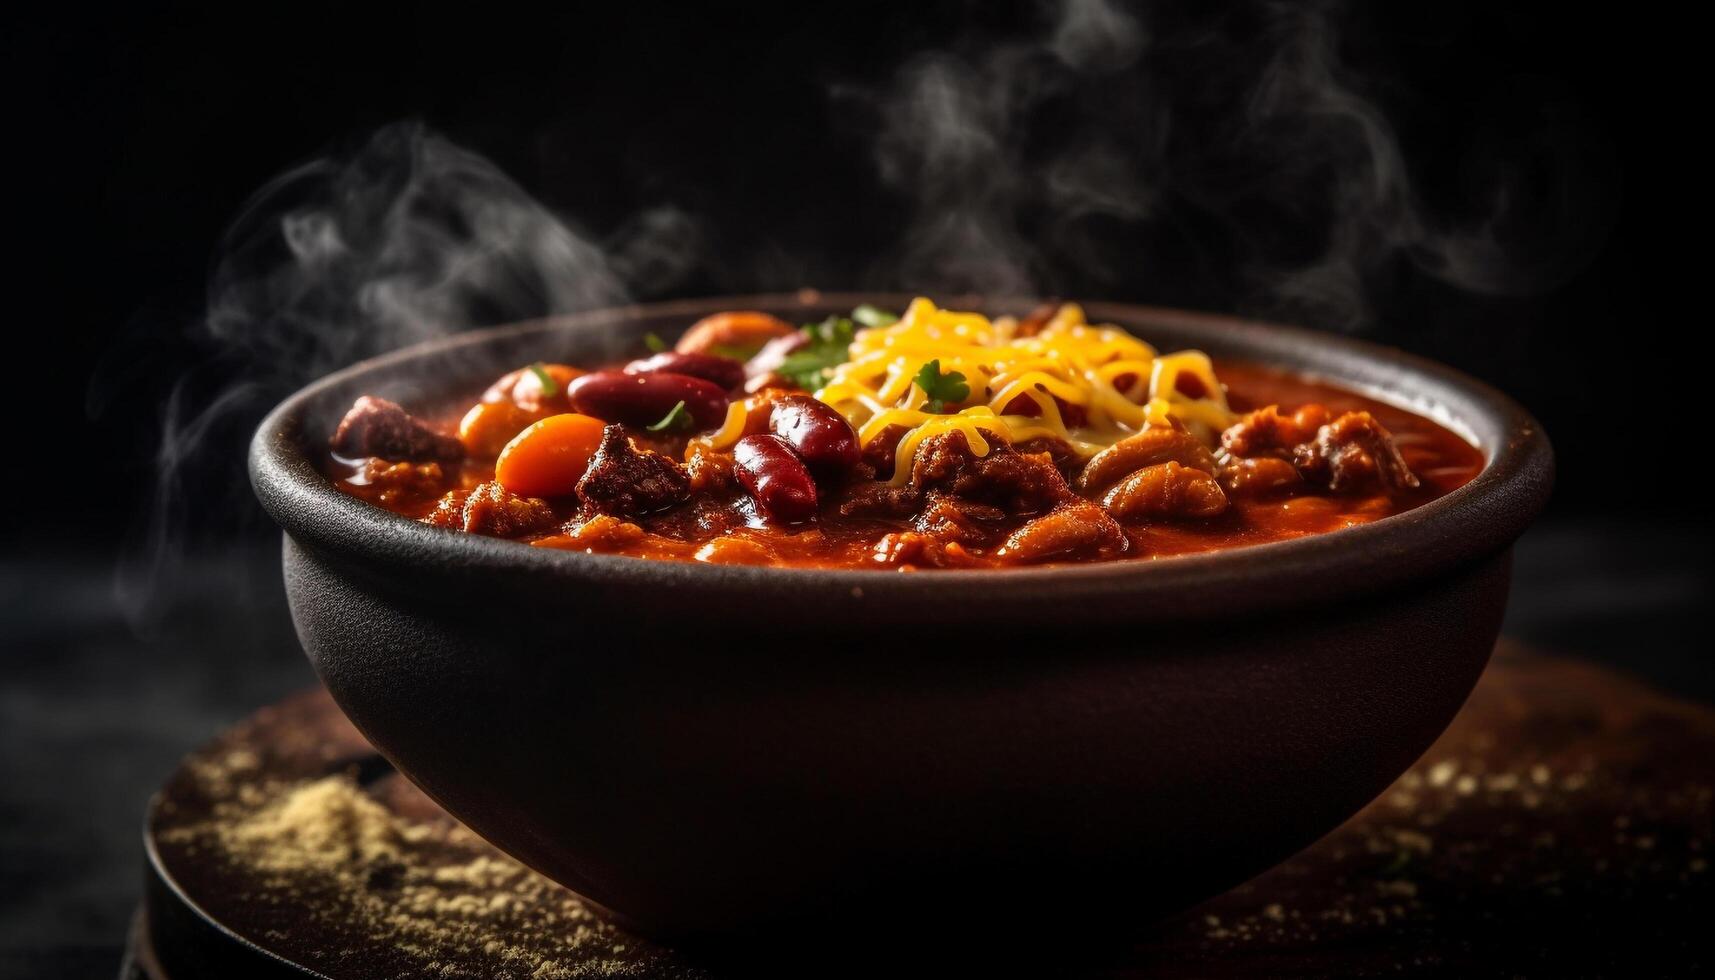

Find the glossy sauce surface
[[330, 360, 1484, 569]]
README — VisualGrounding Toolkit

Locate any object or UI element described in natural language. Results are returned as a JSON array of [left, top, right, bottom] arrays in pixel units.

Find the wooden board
[[133, 642, 1713, 978]]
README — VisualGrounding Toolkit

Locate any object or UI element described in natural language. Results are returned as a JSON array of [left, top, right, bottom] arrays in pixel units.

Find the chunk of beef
[[1296, 411, 1420, 494], [860, 424, 913, 477], [360, 459, 447, 508], [836, 479, 919, 520], [424, 481, 557, 537], [1218, 404, 1417, 496], [575, 424, 691, 519], [1101, 461, 1228, 520], [557, 513, 648, 551], [642, 490, 747, 542], [995, 502, 1128, 565], [331, 396, 463, 462], [1013, 435, 1082, 479], [684, 443, 738, 495], [1220, 404, 1331, 458], [912, 496, 1007, 547], [871, 531, 978, 569], [839, 429, 1074, 522], [1215, 454, 1303, 498], [908, 430, 1074, 515]]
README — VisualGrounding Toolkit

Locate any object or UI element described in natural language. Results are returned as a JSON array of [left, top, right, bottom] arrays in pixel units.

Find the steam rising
[[117, 123, 696, 624], [211, 125, 664, 368], [846, 0, 1156, 294], [1225, 0, 1581, 325], [1052, 0, 1147, 71], [850, 0, 1609, 324]]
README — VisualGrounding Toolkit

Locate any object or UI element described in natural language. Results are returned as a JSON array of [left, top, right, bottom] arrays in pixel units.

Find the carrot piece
[[494, 413, 607, 498], [482, 363, 586, 412], [675, 311, 794, 358], [512, 363, 584, 412]]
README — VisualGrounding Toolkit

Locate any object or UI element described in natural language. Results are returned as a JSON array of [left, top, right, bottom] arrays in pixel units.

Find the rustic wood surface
[[140, 641, 1713, 977]]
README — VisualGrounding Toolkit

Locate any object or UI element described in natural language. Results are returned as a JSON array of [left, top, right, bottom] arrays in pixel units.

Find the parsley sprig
[[527, 362, 559, 397], [914, 359, 969, 413], [778, 315, 858, 391], [852, 304, 899, 328], [646, 400, 693, 432]]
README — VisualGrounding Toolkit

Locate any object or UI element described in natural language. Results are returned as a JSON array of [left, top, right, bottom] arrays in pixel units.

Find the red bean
[[768, 394, 859, 473], [566, 371, 729, 430], [624, 351, 746, 391], [734, 434, 819, 523]]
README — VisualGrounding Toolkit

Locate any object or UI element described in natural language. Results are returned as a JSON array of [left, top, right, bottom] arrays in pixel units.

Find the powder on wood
[[153, 697, 704, 980]]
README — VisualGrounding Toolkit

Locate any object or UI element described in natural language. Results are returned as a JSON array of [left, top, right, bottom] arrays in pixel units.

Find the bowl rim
[[250, 292, 1553, 627]]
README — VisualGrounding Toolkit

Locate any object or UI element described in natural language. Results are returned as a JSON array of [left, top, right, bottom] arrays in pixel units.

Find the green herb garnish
[[646, 400, 693, 432], [643, 332, 668, 353], [527, 361, 559, 397], [852, 304, 899, 328], [914, 359, 970, 413], [778, 315, 858, 390]]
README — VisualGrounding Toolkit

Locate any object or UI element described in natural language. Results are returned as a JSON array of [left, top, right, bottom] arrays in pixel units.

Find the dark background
[[2, 1, 1706, 974]]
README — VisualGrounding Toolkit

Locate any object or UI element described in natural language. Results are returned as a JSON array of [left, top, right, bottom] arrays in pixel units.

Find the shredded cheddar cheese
[[707, 298, 1235, 484]]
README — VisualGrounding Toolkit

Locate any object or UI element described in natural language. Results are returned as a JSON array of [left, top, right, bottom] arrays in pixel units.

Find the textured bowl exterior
[[251, 295, 1553, 950]]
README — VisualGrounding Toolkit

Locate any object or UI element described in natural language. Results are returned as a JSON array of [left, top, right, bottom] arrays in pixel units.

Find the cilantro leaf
[[778, 315, 857, 390], [642, 332, 668, 353], [809, 314, 857, 346], [914, 359, 969, 413], [852, 304, 899, 328], [527, 362, 559, 397], [646, 400, 693, 433]]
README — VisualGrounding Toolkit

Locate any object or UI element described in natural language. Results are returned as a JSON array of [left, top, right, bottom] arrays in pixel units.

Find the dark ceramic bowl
[[250, 294, 1552, 956]]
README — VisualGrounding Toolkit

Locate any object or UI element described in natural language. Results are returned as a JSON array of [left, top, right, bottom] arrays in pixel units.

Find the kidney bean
[[768, 394, 860, 473], [624, 351, 746, 391], [733, 434, 819, 523], [566, 371, 729, 430]]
